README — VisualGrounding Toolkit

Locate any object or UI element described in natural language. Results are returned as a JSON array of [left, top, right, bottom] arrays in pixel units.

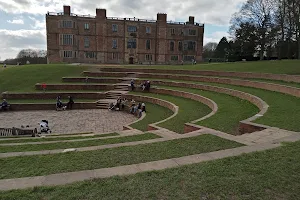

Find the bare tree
[[233, 0, 275, 60]]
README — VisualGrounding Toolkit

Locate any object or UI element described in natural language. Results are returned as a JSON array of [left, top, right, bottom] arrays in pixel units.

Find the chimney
[[189, 16, 195, 24], [63, 5, 71, 15], [96, 8, 107, 19], [157, 13, 167, 22]]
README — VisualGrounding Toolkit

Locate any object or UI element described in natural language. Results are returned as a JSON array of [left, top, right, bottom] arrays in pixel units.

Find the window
[[170, 41, 175, 51], [84, 37, 90, 48], [62, 20, 73, 28], [85, 52, 96, 58], [146, 27, 151, 33], [183, 41, 196, 51], [127, 39, 137, 48], [84, 23, 89, 30], [62, 34, 74, 45], [188, 41, 196, 51], [189, 29, 197, 36], [128, 26, 137, 32], [180, 29, 184, 35], [183, 55, 195, 61], [171, 28, 175, 35], [112, 39, 117, 49], [112, 53, 119, 60], [145, 54, 153, 61], [63, 51, 73, 58], [146, 40, 151, 50], [178, 41, 183, 51], [112, 24, 118, 32], [171, 55, 178, 61]]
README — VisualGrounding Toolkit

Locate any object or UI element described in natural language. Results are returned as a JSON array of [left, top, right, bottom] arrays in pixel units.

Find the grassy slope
[[127, 60, 300, 74], [200, 82, 300, 131], [0, 133, 118, 144], [2, 141, 299, 200], [0, 133, 160, 153], [0, 64, 87, 93], [0, 134, 242, 179], [139, 78, 299, 132], [159, 86, 259, 134], [131, 92, 211, 133], [130, 102, 173, 131]]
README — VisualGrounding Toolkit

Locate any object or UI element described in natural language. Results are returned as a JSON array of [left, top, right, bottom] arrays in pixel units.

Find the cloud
[[7, 19, 24, 24], [0, 0, 246, 25], [28, 16, 45, 29], [0, 29, 46, 60], [204, 31, 230, 44]]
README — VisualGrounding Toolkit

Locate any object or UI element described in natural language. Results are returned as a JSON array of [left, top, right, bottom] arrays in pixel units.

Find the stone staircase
[[114, 84, 129, 91], [94, 73, 135, 109]]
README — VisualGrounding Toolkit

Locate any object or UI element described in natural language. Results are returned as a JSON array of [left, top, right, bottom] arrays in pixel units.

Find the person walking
[[67, 96, 74, 110]]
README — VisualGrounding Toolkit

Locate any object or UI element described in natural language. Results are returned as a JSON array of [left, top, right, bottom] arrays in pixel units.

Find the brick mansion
[[46, 6, 204, 64]]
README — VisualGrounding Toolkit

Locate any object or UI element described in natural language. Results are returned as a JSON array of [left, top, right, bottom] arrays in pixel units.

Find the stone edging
[[100, 68, 300, 83], [147, 81, 269, 134], [85, 71, 300, 97], [121, 94, 179, 131]]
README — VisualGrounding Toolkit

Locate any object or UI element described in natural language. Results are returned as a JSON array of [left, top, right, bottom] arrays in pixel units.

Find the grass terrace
[[0, 134, 242, 179], [130, 102, 173, 131], [0, 132, 118, 144], [0, 133, 161, 153], [1, 140, 299, 200], [130, 92, 212, 133]]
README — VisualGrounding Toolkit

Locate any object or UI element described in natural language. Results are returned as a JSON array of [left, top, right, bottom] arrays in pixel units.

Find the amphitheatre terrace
[[0, 60, 300, 199]]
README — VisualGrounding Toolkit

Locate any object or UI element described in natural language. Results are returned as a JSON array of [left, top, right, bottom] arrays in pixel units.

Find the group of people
[[108, 97, 127, 111], [130, 80, 151, 91], [56, 96, 74, 110], [141, 80, 151, 91], [130, 100, 146, 118], [0, 99, 9, 111]]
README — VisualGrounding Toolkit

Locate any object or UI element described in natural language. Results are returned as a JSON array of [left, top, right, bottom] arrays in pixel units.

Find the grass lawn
[[0, 64, 87, 93], [0, 133, 160, 153], [1, 141, 299, 200], [158, 86, 259, 135], [8, 99, 97, 103], [131, 92, 211, 133], [126, 60, 300, 74], [0, 133, 119, 144], [0, 134, 242, 179], [130, 102, 173, 131]]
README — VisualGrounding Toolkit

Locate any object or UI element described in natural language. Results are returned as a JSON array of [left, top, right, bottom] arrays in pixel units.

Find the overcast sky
[[0, 0, 246, 60]]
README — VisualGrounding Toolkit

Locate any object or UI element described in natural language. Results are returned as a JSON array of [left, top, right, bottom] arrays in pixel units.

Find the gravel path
[[0, 110, 136, 134]]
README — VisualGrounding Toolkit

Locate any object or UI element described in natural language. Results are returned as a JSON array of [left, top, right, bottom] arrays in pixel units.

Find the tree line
[[2, 49, 47, 65], [203, 0, 300, 61]]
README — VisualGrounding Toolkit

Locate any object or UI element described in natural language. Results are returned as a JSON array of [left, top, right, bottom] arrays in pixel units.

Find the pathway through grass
[[0, 133, 160, 153], [0, 134, 242, 179], [2, 140, 299, 200], [0, 133, 118, 144]]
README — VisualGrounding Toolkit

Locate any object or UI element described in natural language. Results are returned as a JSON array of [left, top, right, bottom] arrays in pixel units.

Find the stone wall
[[133, 73, 300, 97], [62, 77, 123, 84], [2, 92, 105, 100], [101, 68, 300, 83], [9, 102, 96, 111], [35, 84, 114, 91]]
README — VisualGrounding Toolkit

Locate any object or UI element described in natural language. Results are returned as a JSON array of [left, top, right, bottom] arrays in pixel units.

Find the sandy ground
[[0, 110, 137, 134]]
